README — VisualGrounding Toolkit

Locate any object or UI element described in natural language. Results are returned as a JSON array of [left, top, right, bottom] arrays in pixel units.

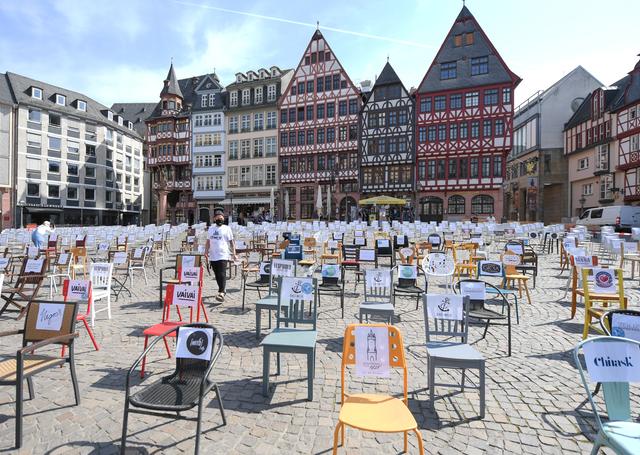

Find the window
[[440, 61, 457, 80], [240, 167, 251, 186], [339, 100, 347, 116], [85, 188, 95, 201], [307, 129, 315, 145], [349, 99, 358, 115], [493, 156, 503, 177], [339, 126, 347, 142], [317, 103, 325, 119], [349, 124, 357, 141], [316, 77, 324, 92], [502, 88, 512, 104], [265, 137, 277, 157], [418, 160, 426, 180], [241, 89, 250, 105], [86, 144, 95, 156], [252, 165, 264, 186], [465, 92, 479, 107], [327, 127, 335, 143], [317, 128, 325, 144], [471, 121, 480, 138], [481, 156, 490, 177], [470, 157, 479, 178], [280, 109, 287, 124], [27, 132, 41, 147], [306, 105, 314, 121], [438, 124, 446, 141], [241, 114, 250, 131], [31, 87, 42, 99], [255, 87, 263, 104], [266, 164, 276, 185], [298, 131, 305, 146], [27, 183, 39, 196], [495, 119, 504, 136], [240, 140, 250, 159], [230, 91, 238, 107], [253, 138, 263, 157], [229, 141, 238, 159], [77, 100, 86, 111], [266, 111, 277, 129], [297, 107, 304, 122], [434, 96, 446, 111], [459, 158, 468, 178], [49, 113, 61, 127], [483, 120, 492, 137], [460, 122, 468, 139], [448, 195, 465, 214], [427, 126, 436, 142], [484, 89, 498, 105], [582, 183, 593, 195], [228, 167, 238, 186], [267, 84, 276, 101], [48, 161, 60, 173], [450, 94, 462, 109], [578, 157, 589, 170], [471, 195, 494, 214], [471, 56, 489, 76], [48, 136, 61, 150], [437, 159, 445, 179], [28, 109, 41, 123], [85, 166, 95, 178], [399, 109, 407, 125], [67, 187, 78, 200], [201, 94, 207, 107], [465, 32, 474, 45], [280, 131, 288, 147], [327, 102, 335, 118], [48, 185, 60, 198], [306, 80, 314, 93], [427, 160, 436, 179], [254, 112, 264, 130], [450, 124, 458, 140], [67, 163, 78, 175], [448, 159, 457, 178], [55, 94, 66, 106], [333, 74, 340, 90], [420, 97, 432, 113]]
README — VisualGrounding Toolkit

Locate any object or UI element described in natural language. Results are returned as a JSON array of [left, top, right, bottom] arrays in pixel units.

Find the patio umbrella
[[284, 190, 290, 219], [326, 185, 332, 221], [269, 187, 275, 218], [358, 195, 407, 205], [316, 186, 323, 218]]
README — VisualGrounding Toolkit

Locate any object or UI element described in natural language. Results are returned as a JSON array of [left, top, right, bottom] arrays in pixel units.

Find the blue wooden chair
[[423, 293, 486, 418], [261, 276, 318, 401], [573, 337, 640, 455], [255, 258, 296, 339], [359, 268, 394, 324]]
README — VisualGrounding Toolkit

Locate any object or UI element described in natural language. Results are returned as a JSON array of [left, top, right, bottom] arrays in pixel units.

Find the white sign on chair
[[611, 314, 640, 341], [426, 294, 463, 321], [583, 341, 640, 382], [280, 276, 314, 302], [175, 327, 213, 360], [172, 284, 200, 308], [354, 325, 389, 377], [36, 303, 65, 331]]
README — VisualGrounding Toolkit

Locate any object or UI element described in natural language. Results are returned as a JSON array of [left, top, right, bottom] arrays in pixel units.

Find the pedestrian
[[205, 208, 237, 302], [31, 220, 53, 249]]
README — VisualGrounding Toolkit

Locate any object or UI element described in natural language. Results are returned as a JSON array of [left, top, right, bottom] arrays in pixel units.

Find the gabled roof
[[418, 5, 521, 93], [160, 63, 183, 99], [612, 56, 640, 111], [0, 73, 15, 105], [373, 62, 402, 87], [110, 102, 157, 137]]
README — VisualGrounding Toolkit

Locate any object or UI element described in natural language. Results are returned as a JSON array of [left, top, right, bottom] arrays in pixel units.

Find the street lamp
[[229, 191, 234, 223]]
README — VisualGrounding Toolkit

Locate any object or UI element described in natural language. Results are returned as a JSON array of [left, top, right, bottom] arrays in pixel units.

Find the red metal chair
[[62, 279, 99, 354]]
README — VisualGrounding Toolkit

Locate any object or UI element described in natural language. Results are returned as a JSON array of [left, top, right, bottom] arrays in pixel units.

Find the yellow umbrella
[[358, 195, 407, 205]]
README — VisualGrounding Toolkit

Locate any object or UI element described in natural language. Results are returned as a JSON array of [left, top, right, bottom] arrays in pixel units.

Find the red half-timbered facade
[[415, 6, 520, 221], [278, 30, 362, 220], [615, 59, 640, 202]]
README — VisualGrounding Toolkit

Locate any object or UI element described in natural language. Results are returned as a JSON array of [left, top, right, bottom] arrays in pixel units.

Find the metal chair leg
[[120, 403, 129, 454], [214, 384, 227, 425]]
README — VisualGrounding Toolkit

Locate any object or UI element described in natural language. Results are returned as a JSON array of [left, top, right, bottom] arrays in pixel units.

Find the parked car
[[576, 205, 640, 232]]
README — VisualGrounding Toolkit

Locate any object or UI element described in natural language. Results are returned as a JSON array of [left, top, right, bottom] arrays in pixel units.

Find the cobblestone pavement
[[0, 246, 637, 454]]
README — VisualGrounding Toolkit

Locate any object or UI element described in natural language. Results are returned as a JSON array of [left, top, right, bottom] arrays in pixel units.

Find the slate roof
[[110, 102, 157, 137], [160, 63, 183, 99], [373, 62, 402, 87], [5, 71, 143, 139], [0, 73, 15, 105], [418, 5, 520, 93]]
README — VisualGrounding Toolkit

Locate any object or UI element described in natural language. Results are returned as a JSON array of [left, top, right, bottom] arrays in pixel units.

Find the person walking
[[31, 220, 53, 249], [206, 209, 237, 302]]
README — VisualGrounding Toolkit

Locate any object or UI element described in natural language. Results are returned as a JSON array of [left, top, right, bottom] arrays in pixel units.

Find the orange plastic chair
[[332, 324, 424, 454]]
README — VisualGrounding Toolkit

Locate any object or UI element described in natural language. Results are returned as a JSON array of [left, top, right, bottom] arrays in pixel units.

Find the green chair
[[255, 258, 296, 338], [573, 336, 640, 455], [261, 276, 318, 401]]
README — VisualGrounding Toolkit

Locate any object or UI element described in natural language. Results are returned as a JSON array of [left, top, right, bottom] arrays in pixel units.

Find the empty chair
[[393, 264, 424, 310], [128, 246, 149, 286], [359, 268, 394, 324], [422, 252, 455, 292], [318, 264, 346, 318], [89, 262, 113, 327]]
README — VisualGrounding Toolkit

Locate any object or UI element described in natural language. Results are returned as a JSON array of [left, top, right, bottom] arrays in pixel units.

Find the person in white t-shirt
[[205, 209, 237, 302]]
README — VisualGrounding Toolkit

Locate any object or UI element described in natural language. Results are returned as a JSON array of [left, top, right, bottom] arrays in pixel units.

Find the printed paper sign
[[271, 259, 294, 277], [583, 341, 640, 383], [592, 268, 617, 294], [76, 234, 85, 241], [98, 243, 110, 251], [611, 314, 640, 341], [426, 294, 463, 321], [428, 235, 441, 245], [118, 235, 126, 244], [36, 303, 65, 332], [398, 265, 417, 280], [176, 327, 213, 360], [354, 237, 366, 246], [502, 254, 521, 266], [566, 247, 586, 257], [280, 276, 314, 302], [180, 266, 201, 285], [187, 236, 195, 244], [181, 255, 196, 268], [64, 279, 91, 301], [354, 231, 364, 238], [259, 262, 271, 276], [624, 242, 638, 253], [396, 235, 406, 245], [172, 284, 199, 307], [133, 248, 143, 259], [354, 325, 389, 377], [573, 255, 594, 268], [0, 257, 9, 270], [58, 253, 69, 265], [359, 249, 375, 261], [92, 263, 111, 275], [400, 247, 414, 258], [113, 252, 128, 265], [328, 240, 339, 249], [506, 244, 524, 255], [321, 264, 339, 278], [25, 258, 44, 273], [236, 240, 247, 250], [460, 281, 486, 301], [377, 239, 390, 248], [49, 232, 58, 242], [154, 233, 163, 241], [27, 245, 38, 258], [479, 261, 503, 277], [365, 269, 391, 289], [163, 224, 171, 233]]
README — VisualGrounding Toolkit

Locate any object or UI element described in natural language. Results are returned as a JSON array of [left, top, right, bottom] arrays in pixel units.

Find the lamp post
[[229, 191, 234, 223], [579, 196, 586, 217], [19, 200, 24, 228]]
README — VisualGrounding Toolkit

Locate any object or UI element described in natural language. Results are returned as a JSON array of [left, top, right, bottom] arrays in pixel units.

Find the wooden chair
[[0, 300, 80, 448], [0, 257, 48, 318], [320, 240, 342, 265], [569, 255, 598, 319], [453, 244, 478, 280], [581, 267, 626, 339], [332, 324, 424, 454], [69, 246, 88, 279], [502, 251, 532, 305]]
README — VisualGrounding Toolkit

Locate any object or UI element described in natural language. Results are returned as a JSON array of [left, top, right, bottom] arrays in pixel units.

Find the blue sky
[[1, 0, 639, 107]]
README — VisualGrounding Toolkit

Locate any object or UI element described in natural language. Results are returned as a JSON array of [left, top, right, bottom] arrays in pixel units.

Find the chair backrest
[[573, 336, 640, 427], [63, 279, 92, 317], [502, 250, 522, 274], [504, 240, 524, 255], [90, 262, 113, 289], [394, 234, 409, 249], [173, 323, 223, 379], [358, 247, 377, 265], [375, 238, 393, 256], [276, 276, 318, 329], [283, 244, 303, 260], [321, 263, 343, 285], [581, 267, 624, 300], [428, 233, 442, 249], [342, 244, 360, 262], [268, 258, 296, 295], [423, 252, 455, 276], [19, 257, 48, 285], [423, 293, 469, 342], [163, 283, 203, 323], [396, 264, 418, 288], [363, 268, 393, 302], [176, 254, 202, 278], [600, 309, 640, 341], [340, 323, 408, 404], [23, 300, 78, 345]]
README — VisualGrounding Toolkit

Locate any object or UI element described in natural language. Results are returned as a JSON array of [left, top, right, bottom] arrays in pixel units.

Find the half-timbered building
[[278, 29, 361, 220], [359, 61, 415, 219], [415, 6, 521, 221]]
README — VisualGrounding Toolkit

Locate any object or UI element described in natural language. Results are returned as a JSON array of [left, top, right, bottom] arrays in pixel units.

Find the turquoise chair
[[255, 258, 296, 338], [573, 337, 640, 455], [261, 276, 318, 401]]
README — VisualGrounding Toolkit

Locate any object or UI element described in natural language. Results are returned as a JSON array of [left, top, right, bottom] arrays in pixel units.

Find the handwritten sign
[[176, 327, 213, 361], [36, 303, 65, 332], [172, 284, 199, 307], [180, 266, 201, 285], [181, 255, 196, 268], [583, 340, 640, 383], [280, 276, 314, 302], [271, 259, 294, 277], [365, 269, 391, 289], [64, 279, 91, 301], [611, 314, 640, 341], [426, 294, 463, 321], [592, 268, 617, 294], [355, 326, 389, 377], [398, 265, 417, 280], [92, 263, 111, 276], [25, 258, 44, 273]]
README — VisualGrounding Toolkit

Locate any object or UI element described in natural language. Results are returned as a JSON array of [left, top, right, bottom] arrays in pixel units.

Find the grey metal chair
[[261, 276, 318, 401], [359, 268, 394, 324], [423, 293, 485, 418], [317, 264, 345, 318]]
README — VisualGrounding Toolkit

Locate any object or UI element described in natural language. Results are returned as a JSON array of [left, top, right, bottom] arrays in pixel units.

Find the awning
[[219, 197, 271, 205], [23, 207, 63, 213]]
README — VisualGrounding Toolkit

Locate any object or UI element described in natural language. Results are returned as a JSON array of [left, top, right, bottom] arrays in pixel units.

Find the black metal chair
[[455, 279, 512, 356], [121, 323, 226, 454], [242, 261, 271, 311], [393, 264, 425, 310], [318, 264, 346, 317]]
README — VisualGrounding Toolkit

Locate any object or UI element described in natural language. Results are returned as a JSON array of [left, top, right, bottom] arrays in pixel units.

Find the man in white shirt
[[206, 208, 237, 302]]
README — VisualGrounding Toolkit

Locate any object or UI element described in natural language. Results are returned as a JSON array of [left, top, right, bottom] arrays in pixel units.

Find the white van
[[576, 205, 640, 232]]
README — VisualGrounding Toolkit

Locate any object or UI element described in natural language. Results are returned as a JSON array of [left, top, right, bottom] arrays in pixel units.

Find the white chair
[[128, 246, 149, 286], [422, 252, 455, 293], [89, 262, 113, 327], [48, 252, 73, 298]]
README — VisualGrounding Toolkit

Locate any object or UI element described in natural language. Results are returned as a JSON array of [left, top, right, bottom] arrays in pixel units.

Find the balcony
[[193, 189, 225, 199], [594, 160, 610, 176], [153, 180, 191, 190], [241, 127, 251, 133]]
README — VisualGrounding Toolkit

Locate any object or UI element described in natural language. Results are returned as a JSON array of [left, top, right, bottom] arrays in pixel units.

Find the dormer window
[[31, 87, 43, 100], [77, 100, 87, 111], [128, 121, 133, 129], [168, 100, 175, 109], [230, 91, 238, 107], [208, 93, 215, 106], [56, 94, 66, 106], [107, 111, 114, 121], [118, 116, 123, 126], [271, 68, 277, 76], [242, 89, 250, 106], [236, 74, 243, 83], [201, 94, 207, 107]]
